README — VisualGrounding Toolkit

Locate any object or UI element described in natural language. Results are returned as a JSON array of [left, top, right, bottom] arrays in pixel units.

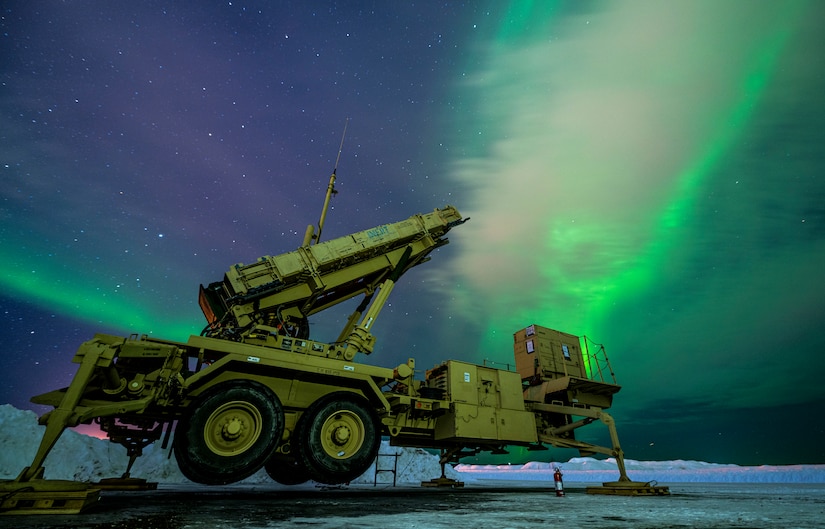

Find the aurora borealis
[[2, 1, 824, 465]]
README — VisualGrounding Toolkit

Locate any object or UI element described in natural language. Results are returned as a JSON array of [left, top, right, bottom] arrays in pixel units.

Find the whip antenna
[[303, 118, 349, 246], [333, 117, 349, 175]]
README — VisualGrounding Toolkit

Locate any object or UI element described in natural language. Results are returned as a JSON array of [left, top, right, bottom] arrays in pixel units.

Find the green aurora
[[2, 0, 823, 464], [445, 0, 824, 460]]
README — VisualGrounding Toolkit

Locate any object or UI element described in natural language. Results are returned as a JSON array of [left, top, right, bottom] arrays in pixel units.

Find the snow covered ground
[[0, 404, 460, 485], [2, 404, 825, 528], [2, 404, 823, 485], [457, 458, 825, 484]]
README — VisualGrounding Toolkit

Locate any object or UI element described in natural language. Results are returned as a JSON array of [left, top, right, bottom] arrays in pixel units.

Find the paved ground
[[4, 482, 824, 529]]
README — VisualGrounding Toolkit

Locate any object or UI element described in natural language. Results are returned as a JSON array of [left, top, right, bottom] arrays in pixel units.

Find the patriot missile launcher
[[2, 158, 667, 514]]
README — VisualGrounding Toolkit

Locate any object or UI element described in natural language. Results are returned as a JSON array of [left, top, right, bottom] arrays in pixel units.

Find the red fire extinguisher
[[553, 466, 565, 497]]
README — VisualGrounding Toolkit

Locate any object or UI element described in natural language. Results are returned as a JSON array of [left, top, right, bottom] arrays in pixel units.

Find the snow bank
[[0, 404, 457, 485], [456, 457, 825, 484], [2, 404, 823, 485], [0, 405, 131, 482]]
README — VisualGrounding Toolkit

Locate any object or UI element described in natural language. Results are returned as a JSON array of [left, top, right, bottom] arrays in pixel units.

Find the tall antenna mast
[[333, 116, 349, 174], [303, 118, 349, 246]]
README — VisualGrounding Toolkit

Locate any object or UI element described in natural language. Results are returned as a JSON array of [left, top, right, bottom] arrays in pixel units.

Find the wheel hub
[[223, 417, 243, 440], [321, 411, 364, 459], [204, 400, 263, 456], [333, 424, 351, 445]]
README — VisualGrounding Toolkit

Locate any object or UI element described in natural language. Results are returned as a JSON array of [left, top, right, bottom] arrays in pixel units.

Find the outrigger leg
[[93, 419, 161, 491], [533, 404, 670, 496], [1, 347, 105, 514], [421, 447, 465, 488], [585, 413, 670, 496]]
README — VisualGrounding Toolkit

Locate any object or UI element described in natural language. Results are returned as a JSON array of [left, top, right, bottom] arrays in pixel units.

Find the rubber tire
[[295, 392, 380, 485], [174, 381, 284, 485], [264, 457, 311, 485]]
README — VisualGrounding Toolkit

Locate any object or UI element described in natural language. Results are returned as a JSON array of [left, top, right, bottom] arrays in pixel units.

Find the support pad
[[93, 477, 158, 491], [421, 476, 464, 488], [586, 480, 670, 496], [0, 479, 100, 515]]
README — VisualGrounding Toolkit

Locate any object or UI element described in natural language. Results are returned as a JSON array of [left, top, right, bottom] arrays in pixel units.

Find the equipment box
[[514, 324, 586, 380], [426, 360, 537, 444], [434, 403, 537, 443]]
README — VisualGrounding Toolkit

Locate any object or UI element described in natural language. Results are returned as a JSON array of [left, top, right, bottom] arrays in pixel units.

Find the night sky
[[3, 1, 824, 466]]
